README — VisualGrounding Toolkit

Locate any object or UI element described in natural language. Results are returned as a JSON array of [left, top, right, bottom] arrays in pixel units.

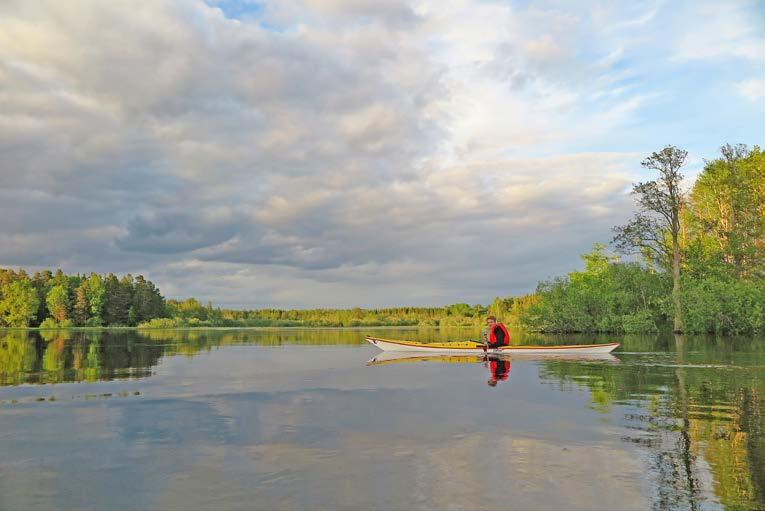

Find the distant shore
[[0, 325, 451, 331]]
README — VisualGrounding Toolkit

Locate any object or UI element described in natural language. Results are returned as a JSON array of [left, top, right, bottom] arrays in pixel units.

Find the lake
[[0, 328, 762, 511]]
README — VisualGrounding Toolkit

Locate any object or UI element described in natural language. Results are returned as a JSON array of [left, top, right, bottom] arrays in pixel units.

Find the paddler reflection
[[366, 352, 512, 387], [485, 355, 510, 387]]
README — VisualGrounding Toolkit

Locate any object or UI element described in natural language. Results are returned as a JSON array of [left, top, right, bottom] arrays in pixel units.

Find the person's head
[[487, 379, 498, 387], [486, 315, 497, 327]]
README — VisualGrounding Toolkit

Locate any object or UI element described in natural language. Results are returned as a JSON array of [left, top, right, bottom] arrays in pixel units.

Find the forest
[[0, 270, 166, 328], [1, 144, 762, 334], [0, 266, 492, 328]]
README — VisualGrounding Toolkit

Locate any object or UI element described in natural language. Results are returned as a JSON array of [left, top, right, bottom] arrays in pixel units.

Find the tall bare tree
[[613, 145, 688, 332]]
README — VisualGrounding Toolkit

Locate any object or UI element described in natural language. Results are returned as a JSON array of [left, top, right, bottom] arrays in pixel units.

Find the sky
[[0, 0, 763, 308]]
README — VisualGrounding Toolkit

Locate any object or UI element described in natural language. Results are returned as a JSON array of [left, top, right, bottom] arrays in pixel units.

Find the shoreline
[[0, 325, 472, 332]]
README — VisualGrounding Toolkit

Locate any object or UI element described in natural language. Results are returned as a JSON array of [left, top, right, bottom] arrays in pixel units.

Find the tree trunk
[[672, 233, 682, 333]]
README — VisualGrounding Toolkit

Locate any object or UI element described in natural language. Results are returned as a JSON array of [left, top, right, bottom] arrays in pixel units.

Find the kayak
[[365, 336, 620, 354], [367, 351, 619, 366]]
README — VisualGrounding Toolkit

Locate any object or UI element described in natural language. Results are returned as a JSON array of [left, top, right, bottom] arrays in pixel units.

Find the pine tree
[[32, 270, 53, 326], [104, 274, 128, 325], [131, 275, 165, 324]]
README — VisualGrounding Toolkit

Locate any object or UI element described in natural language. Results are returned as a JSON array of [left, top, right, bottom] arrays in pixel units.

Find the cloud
[[737, 79, 765, 101], [0, 0, 760, 307], [116, 209, 246, 254], [671, 1, 765, 62]]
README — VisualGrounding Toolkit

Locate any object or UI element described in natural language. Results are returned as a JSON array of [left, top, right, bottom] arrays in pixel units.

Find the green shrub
[[622, 310, 658, 333], [681, 278, 765, 335], [39, 318, 59, 329], [138, 317, 186, 329], [85, 316, 104, 327], [519, 246, 669, 333]]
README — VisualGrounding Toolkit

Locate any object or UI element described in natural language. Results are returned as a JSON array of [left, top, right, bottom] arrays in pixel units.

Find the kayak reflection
[[366, 351, 619, 366], [367, 351, 619, 387], [366, 352, 512, 386]]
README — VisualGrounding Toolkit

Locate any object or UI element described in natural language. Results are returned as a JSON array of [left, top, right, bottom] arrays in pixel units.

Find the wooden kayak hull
[[365, 336, 620, 354]]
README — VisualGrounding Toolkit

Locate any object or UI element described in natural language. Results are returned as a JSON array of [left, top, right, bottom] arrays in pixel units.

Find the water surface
[[0, 328, 762, 510]]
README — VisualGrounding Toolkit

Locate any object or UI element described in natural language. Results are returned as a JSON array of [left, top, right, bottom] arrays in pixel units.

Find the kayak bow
[[365, 336, 620, 354]]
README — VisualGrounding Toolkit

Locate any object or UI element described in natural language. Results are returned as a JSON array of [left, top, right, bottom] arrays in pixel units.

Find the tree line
[[0, 269, 165, 328], [0, 269, 493, 328], [142, 300, 491, 328]]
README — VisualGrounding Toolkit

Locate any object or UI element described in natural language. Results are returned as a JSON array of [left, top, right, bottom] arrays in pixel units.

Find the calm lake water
[[0, 328, 763, 511]]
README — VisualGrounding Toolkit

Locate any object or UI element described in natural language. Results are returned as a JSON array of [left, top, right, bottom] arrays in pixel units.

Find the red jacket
[[489, 359, 510, 381], [489, 322, 510, 346]]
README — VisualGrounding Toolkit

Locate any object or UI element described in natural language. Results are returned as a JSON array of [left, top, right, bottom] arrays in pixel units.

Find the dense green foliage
[[0, 269, 165, 328], [521, 144, 764, 334], [521, 245, 669, 333], [0, 280, 39, 327], [680, 278, 765, 335], [686, 144, 765, 279]]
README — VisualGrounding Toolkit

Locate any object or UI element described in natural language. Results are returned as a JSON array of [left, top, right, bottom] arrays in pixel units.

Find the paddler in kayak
[[486, 356, 510, 387], [481, 315, 510, 350]]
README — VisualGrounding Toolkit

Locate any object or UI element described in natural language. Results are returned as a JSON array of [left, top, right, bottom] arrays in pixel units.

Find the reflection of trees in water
[[636, 381, 763, 511], [137, 328, 370, 358], [537, 335, 764, 510], [0, 331, 163, 385], [0, 327, 435, 385], [0, 331, 37, 384]]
